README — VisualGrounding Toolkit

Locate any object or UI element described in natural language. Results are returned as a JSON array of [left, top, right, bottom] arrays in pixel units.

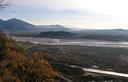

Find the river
[[12, 36, 128, 48], [70, 65, 128, 78]]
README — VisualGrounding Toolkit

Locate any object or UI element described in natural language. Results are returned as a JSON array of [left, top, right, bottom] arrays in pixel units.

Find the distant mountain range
[[0, 18, 69, 34], [1, 18, 128, 41], [0, 18, 128, 34], [0, 18, 37, 32], [38, 25, 69, 31]]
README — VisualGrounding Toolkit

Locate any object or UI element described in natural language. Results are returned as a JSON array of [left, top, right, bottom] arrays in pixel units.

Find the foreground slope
[[0, 31, 57, 82]]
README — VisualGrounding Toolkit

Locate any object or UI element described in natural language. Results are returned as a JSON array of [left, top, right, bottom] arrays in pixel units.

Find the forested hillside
[[0, 31, 57, 82]]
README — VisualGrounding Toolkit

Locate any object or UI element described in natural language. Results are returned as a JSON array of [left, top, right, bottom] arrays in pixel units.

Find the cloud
[[2, 0, 128, 29], [12, 0, 128, 16], [13, 0, 82, 10]]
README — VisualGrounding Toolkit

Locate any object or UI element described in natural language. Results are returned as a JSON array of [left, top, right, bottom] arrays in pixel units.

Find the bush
[[0, 32, 56, 82]]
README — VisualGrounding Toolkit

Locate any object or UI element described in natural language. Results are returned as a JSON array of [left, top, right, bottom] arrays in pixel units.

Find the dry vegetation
[[0, 31, 57, 82]]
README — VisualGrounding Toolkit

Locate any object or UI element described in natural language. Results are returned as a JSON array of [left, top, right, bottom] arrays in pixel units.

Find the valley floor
[[14, 37, 128, 82]]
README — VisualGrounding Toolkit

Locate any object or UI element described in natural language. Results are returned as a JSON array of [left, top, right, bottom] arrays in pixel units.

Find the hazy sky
[[1, 0, 128, 29]]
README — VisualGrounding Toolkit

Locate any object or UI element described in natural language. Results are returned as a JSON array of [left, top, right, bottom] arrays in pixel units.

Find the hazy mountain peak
[[7, 18, 26, 23], [7, 18, 19, 21], [49, 24, 64, 27], [6, 18, 37, 27], [0, 19, 4, 22], [38, 24, 69, 31], [113, 28, 125, 31], [0, 18, 70, 33], [39, 24, 65, 27]]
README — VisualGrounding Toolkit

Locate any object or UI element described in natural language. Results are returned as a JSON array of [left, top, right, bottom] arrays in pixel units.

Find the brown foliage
[[30, 51, 56, 78], [0, 32, 56, 82], [1, 69, 21, 82]]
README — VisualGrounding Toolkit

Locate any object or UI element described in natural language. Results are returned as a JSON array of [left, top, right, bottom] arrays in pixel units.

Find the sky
[[1, 0, 128, 29]]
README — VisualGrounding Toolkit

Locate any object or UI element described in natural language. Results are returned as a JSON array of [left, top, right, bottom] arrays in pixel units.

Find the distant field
[[17, 41, 128, 74], [16, 41, 128, 82], [14, 35, 128, 74]]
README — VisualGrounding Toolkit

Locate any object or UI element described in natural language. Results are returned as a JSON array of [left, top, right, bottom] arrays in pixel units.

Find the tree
[[0, 32, 57, 82], [27, 51, 56, 82]]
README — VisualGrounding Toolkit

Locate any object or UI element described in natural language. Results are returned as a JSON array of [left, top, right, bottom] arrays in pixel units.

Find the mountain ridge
[[0, 18, 69, 34]]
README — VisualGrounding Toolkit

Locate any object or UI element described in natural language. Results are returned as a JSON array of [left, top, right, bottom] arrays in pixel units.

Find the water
[[12, 36, 128, 48], [84, 68, 128, 78], [70, 65, 128, 78]]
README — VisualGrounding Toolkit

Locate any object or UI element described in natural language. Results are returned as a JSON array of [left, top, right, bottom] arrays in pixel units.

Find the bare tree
[[0, 0, 10, 9]]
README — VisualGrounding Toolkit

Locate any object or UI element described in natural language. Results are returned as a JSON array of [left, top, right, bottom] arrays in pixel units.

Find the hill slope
[[0, 18, 69, 34], [0, 18, 38, 32], [0, 31, 57, 82]]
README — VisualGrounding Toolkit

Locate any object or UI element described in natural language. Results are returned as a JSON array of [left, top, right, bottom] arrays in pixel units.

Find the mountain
[[0, 19, 4, 28], [38, 25, 69, 31], [5, 18, 37, 29], [0, 18, 38, 33], [0, 19, 4, 22], [0, 18, 69, 34], [73, 29, 128, 41]]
